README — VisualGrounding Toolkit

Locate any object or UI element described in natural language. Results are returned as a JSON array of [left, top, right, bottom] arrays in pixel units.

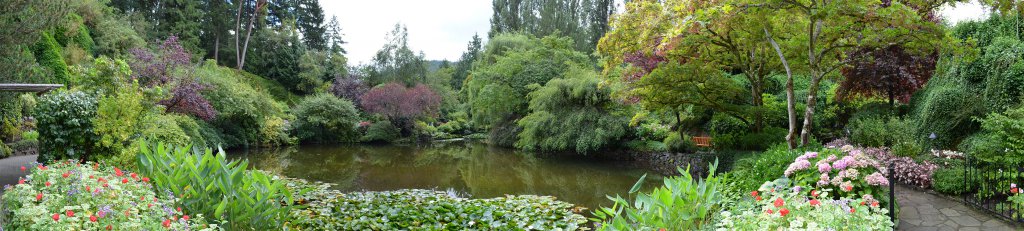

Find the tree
[[515, 68, 627, 153], [839, 45, 938, 106], [128, 36, 193, 87], [453, 34, 483, 90], [160, 81, 218, 121], [464, 34, 590, 128], [247, 23, 304, 92], [236, 0, 268, 70], [325, 15, 347, 54], [360, 83, 442, 135], [155, 0, 204, 54], [367, 24, 428, 86], [329, 74, 369, 108], [488, 0, 616, 52], [0, 0, 71, 48], [296, 0, 327, 50], [768, 0, 949, 146]]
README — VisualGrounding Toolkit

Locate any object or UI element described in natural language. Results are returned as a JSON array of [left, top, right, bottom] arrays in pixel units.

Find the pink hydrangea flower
[[817, 161, 832, 173], [785, 159, 812, 177], [865, 172, 889, 186]]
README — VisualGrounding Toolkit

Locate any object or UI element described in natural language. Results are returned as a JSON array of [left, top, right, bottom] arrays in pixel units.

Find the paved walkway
[[897, 184, 1021, 231], [0, 155, 37, 187]]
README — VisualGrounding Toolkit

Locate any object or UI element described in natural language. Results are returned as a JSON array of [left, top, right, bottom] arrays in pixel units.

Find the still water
[[231, 141, 661, 210]]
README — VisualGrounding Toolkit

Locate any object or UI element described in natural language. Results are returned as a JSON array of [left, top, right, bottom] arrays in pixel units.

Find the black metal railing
[[964, 156, 1024, 223]]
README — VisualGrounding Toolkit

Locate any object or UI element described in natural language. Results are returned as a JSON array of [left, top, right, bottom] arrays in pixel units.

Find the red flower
[[148, 203, 152, 208], [750, 191, 758, 197], [44, 181, 51, 187], [131, 172, 138, 179], [20, 166, 25, 172], [90, 215, 98, 222], [780, 208, 790, 217], [65, 210, 74, 217], [811, 190, 818, 197], [17, 178, 24, 184], [98, 177, 104, 182], [122, 178, 128, 184], [774, 197, 785, 208], [177, 207, 181, 212], [1013, 188, 1020, 194], [766, 209, 774, 214], [38, 165, 47, 171], [62, 172, 70, 178], [860, 201, 866, 206], [52, 213, 59, 221], [844, 185, 853, 191], [771, 188, 775, 193], [106, 225, 112, 230], [871, 201, 880, 207], [809, 199, 820, 206], [86, 186, 90, 192], [183, 215, 189, 221], [114, 167, 123, 177], [36, 193, 42, 201], [103, 183, 109, 188], [162, 219, 171, 228], [850, 208, 856, 213], [142, 177, 150, 183], [756, 195, 762, 201]]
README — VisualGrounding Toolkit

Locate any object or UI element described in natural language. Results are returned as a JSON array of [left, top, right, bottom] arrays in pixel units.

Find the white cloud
[[320, 0, 493, 66], [939, 0, 990, 25]]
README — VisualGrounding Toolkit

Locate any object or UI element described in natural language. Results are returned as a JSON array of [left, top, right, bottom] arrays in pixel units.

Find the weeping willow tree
[[515, 67, 627, 154]]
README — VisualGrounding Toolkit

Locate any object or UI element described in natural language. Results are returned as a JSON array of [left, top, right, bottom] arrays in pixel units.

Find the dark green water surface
[[230, 141, 661, 210]]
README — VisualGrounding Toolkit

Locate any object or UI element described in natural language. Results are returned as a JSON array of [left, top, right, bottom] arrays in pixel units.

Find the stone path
[[897, 184, 1021, 231], [0, 155, 37, 186]]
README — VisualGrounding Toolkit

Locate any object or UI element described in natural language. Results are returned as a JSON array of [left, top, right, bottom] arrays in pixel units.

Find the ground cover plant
[[0, 160, 215, 230]]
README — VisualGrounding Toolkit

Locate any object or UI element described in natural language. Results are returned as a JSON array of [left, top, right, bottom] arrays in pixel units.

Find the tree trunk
[[239, 1, 259, 70], [214, 34, 220, 64], [766, 28, 798, 150], [800, 75, 822, 146], [235, 0, 243, 69], [751, 78, 764, 133]]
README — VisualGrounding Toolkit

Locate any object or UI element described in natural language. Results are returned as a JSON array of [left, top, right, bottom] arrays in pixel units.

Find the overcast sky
[[323, 1, 991, 65]]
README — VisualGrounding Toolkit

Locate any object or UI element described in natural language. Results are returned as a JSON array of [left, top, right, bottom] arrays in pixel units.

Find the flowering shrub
[[782, 148, 891, 206], [860, 147, 938, 188], [717, 180, 893, 230], [1002, 183, 1024, 219], [0, 160, 215, 230]]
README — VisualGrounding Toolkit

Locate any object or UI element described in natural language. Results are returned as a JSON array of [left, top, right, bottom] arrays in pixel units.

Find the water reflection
[[231, 142, 661, 209]]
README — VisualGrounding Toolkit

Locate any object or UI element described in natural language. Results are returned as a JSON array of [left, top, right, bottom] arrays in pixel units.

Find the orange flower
[[779, 208, 790, 217]]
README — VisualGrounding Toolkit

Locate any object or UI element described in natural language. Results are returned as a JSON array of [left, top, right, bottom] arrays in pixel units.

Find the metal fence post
[[889, 161, 896, 226]]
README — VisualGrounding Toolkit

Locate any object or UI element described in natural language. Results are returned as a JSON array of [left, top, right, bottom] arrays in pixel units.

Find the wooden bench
[[692, 136, 713, 148]]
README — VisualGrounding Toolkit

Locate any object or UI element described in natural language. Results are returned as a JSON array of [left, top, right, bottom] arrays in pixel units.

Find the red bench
[[692, 136, 713, 148]]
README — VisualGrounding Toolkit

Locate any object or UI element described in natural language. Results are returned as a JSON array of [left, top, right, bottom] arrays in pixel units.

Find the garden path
[[0, 155, 36, 187], [897, 184, 1020, 231]]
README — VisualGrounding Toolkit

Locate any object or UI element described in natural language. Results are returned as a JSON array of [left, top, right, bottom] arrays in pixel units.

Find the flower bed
[[1, 160, 215, 230], [284, 178, 587, 230], [717, 180, 893, 230]]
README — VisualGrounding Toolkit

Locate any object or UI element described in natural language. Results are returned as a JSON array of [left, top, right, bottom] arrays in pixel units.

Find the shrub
[[1, 160, 215, 230], [664, 132, 696, 152], [93, 81, 146, 157], [593, 162, 725, 230], [137, 141, 294, 230], [933, 167, 974, 195], [138, 114, 190, 146], [361, 122, 400, 143], [782, 149, 891, 206], [860, 147, 939, 188], [360, 83, 442, 133], [972, 106, 1024, 165], [21, 130, 39, 141], [32, 31, 71, 84], [196, 61, 289, 148], [728, 145, 803, 191], [735, 127, 787, 151], [0, 143, 10, 158], [847, 116, 915, 148], [170, 115, 223, 149], [292, 94, 361, 143], [891, 140, 924, 158], [635, 122, 671, 141], [35, 90, 99, 163]]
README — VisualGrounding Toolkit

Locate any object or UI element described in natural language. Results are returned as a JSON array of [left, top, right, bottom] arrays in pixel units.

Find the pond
[[230, 141, 662, 210]]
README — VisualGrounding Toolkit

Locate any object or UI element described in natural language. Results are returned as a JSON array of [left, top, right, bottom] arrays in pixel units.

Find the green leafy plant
[[361, 122, 400, 143], [1, 160, 215, 230], [21, 130, 39, 141], [137, 141, 295, 230], [34, 90, 99, 163], [593, 161, 724, 230], [932, 167, 974, 195], [291, 94, 361, 143]]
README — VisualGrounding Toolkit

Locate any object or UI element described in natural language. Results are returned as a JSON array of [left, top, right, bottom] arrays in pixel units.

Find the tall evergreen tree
[[296, 0, 327, 50], [325, 16, 347, 54], [453, 34, 482, 90]]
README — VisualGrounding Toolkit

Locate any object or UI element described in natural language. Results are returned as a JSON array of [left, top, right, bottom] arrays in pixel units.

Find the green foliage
[[718, 180, 894, 230], [32, 31, 71, 84], [168, 114, 222, 149], [515, 69, 627, 153], [137, 141, 294, 230], [593, 162, 724, 230], [366, 24, 427, 86], [72, 57, 132, 95], [726, 145, 803, 192], [0, 143, 10, 158], [1, 160, 215, 230], [361, 122, 400, 143], [138, 113, 190, 147], [93, 80, 146, 157], [288, 185, 587, 230], [981, 37, 1024, 112], [292, 94, 361, 143], [194, 61, 290, 148], [35, 90, 99, 163], [664, 133, 696, 153], [972, 106, 1024, 165], [891, 141, 924, 158], [247, 24, 303, 92], [932, 167, 974, 195], [91, 14, 145, 56], [465, 34, 590, 127], [847, 116, 915, 148], [21, 130, 39, 141]]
